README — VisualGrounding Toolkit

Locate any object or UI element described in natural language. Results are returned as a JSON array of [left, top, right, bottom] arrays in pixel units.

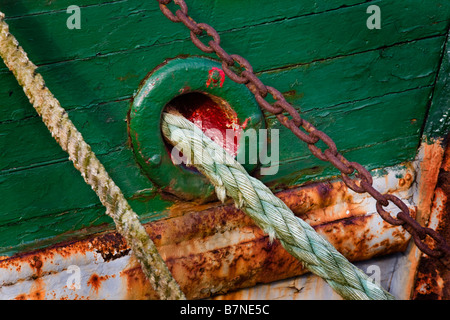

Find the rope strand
[[162, 112, 395, 300], [0, 12, 185, 300]]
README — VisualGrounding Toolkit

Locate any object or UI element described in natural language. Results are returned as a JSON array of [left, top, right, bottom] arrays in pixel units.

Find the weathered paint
[[2, 38, 443, 173], [128, 56, 264, 200], [367, 40, 450, 297], [212, 254, 402, 300], [209, 139, 450, 300], [375, 142, 448, 299], [0, 165, 414, 299], [0, 55, 443, 254], [388, 138, 450, 300], [411, 34, 450, 298], [0, 0, 448, 292], [2, 0, 448, 74], [391, 34, 450, 299], [413, 176, 450, 299], [422, 31, 450, 142]]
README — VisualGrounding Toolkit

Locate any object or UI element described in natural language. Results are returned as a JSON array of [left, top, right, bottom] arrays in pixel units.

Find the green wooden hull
[[0, 0, 449, 259]]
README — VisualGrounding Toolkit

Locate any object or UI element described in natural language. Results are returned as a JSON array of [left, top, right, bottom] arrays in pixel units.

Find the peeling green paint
[[129, 56, 264, 200]]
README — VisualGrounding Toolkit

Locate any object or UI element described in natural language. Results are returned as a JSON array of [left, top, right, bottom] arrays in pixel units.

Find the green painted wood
[[0, 37, 443, 173], [259, 37, 445, 114], [0, 0, 449, 255], [262, 135, 420, 191], [423, 31, 450, 142], [0, 196, 172, 257], [1, 0, 449, 123], [0, 99, 129, 172], [0, 148, 157, 225], [1, 0, 369, 67]]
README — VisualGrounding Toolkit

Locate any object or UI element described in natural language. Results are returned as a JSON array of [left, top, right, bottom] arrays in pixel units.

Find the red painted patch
[[206, 67, 225, 88]]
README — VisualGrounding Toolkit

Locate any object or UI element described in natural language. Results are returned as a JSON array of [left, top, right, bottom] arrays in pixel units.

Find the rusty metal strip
[[412, 137, 450, 299], [0, 165, 414, 299], [205, 140, 450, 300]]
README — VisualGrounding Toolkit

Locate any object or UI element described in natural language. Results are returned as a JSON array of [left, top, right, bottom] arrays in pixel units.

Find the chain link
[[157, 0, 450, 266]]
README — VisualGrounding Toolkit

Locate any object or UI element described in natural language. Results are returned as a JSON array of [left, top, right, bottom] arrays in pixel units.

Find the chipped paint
[[413, 141, 446, 226], [128, 56, 264, 200], [412, 136, 450, 300], [203, 140, 450, 300], [0, 165, 416, 299], [384, 139, 449, 300], [206, 67, 225, 88]]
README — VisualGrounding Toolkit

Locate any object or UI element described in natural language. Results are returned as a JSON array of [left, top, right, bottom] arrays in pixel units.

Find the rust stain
[[413, 137, 450, 300], [30, 255, 43, 276], [405, 172, 413, 182], [120, 263, 159, 300], [0, 168, 414, 300], [282, 90, 305, 101], [122, 211, 408, 300], [93, 233, 129, 262], [415, 142, 446, 226], [119, 232, 303, 300]]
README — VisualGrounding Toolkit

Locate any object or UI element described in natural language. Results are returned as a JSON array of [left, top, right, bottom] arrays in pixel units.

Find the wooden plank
[[0, 87, 430, 224], [267, 86, 432, 164], [0, 0, 369, 69], [0, 196, 171, 257], [0, 148, 157, 225], [2, 0, 365, 23], [0, 37, 444, 173], [1, 0, 447, 70], [259, 37, 445, 113], [0, 0, 448, 123], [0, 205, 109, 257], [0, 99, 130, 172], [262, 135, 420, 189]]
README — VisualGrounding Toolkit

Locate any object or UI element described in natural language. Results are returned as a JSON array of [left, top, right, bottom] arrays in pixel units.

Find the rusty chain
[[157, 0, 450, 266]]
